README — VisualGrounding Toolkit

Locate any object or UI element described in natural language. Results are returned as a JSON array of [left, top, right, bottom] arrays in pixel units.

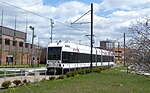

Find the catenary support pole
[[124, 33, 126, 66], [90, 3, 93, 68]]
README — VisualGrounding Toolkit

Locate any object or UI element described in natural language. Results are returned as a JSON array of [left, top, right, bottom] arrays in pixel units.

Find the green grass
[[0, 67, 150, 93]]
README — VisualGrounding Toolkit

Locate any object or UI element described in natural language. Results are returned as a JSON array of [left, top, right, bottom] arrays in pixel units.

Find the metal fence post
[[54, 67, 56, 76], [45, 67, 46, 79], [21, 69, 22, 82], [34, 67, 35, 82], [15, 66, 16, 77], [62, 67, 63, 75], [4, 66, 6, 81], [25, 66, 26, 80], [69, 64, 70, 72]]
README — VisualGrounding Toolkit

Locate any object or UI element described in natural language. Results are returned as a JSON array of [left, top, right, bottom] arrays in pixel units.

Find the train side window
[[62, 52, 70, 63], [70, 52, 77, 63]]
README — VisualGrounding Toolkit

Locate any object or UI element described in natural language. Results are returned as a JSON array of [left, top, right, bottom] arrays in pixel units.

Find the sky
[[0, 0, 150, 47]]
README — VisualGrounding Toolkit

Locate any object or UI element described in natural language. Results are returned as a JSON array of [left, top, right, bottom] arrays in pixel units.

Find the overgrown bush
[[93, 68, 102, 73], [65, 72, 76, 78], [85, 68, 92, 74], [41, 78, 46, 82], [49, 76, 56, 80], [13, 80, 21, 86], [23, 79, 27, 84], [72, 70, 78, 75], [57, 75, 65, 80], [100, 66, 110, 70], [77, 70, 86, 75], [26, 80, 30, 86], [65, 66, 110, 78], [65, 72, 72, 78], [1, 80, 11, 89], [76, 70, 82, 74]]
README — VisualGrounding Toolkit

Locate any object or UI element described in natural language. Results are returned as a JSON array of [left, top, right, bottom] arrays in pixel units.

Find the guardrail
[[0, 66, 47, 87]]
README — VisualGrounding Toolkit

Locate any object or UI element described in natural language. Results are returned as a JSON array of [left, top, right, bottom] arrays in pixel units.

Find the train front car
[[47, 43, 63, 74], [46, 42, 115, 75]]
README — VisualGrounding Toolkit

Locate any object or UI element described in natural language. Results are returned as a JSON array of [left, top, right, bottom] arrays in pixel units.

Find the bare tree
[[126, 18, 150, 73]]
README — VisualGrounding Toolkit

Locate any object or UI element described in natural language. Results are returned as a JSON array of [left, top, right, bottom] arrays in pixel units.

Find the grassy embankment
[[0, 67, 150, 93]]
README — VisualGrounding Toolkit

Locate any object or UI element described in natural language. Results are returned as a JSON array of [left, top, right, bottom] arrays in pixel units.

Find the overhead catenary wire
[[0, 0, 94, 45], [0, 1, 50, 20], [0, 0, 85, 32], [71, 10, 91, 24], [55, 20, 85, 32]]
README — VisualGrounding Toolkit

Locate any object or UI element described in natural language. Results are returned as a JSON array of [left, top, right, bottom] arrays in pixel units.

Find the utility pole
[[0, 10, 3, 65], [90, 3, 93, 68], [50, 19, 54, 43], [124, 33, 128, 73], [71, 3, 93, 68], [14, 15, 17, 65], [117, 42, 120, 63], [25, 19, 28, 42], [123, 33, 125, 66], [29, 26, 35, 67], [37, 38, 41, 67]]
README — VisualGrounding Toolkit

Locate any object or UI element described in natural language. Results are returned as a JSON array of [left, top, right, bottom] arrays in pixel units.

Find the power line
[[55, 20, 85, 32], [0, 1, 50, 20], [0, 1, 85, 32], [0, 0, 93, 42]]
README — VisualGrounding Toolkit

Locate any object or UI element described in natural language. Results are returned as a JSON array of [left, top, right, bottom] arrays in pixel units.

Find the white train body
[[47, 42, 114, 74]]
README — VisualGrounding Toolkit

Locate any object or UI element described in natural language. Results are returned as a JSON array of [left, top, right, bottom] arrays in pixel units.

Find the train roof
[[47, 42, 113, 56]]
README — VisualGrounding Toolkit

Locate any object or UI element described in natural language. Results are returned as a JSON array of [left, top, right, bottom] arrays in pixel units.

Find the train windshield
[[48, 47, 62, 60]]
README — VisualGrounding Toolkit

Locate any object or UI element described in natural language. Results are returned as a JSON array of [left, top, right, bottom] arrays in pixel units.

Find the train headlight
[[59, 64, 61, 67]]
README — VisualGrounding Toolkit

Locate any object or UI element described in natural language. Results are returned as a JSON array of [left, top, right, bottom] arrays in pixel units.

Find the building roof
[[0, 26, 26, 41]]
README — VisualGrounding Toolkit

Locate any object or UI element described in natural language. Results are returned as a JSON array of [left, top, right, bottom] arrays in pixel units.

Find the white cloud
[[100, 0, 150, 10], [0, 0, 150, 47], [2, 0, 43, 7]]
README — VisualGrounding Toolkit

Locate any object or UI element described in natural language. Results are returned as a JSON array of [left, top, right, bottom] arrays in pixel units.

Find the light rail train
[[46, 42, 114, 74]]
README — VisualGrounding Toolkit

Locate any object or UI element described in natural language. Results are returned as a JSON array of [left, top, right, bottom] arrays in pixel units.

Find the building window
[[0, 38, 2, 44], [13, 41, 17, 46], [19, 42, 23, 47], [25, 43, 28, 48], [30, 44, 33, 48], [5, 38, 10, 45], [115, 56, 122, 58], [115, 51, 122, 53], [118, 51, 122, 53]]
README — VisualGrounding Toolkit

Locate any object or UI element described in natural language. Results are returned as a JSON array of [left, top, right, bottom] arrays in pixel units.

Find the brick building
[[100, 40, 125, 63], [100, 40, 115, 51], [0, 26, 43, 65], [114, 47, 124, 63]]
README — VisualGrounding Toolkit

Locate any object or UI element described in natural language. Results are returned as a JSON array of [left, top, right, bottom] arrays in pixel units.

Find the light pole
[[29, 26, 35, 67], [50, 19, 54, 43]]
